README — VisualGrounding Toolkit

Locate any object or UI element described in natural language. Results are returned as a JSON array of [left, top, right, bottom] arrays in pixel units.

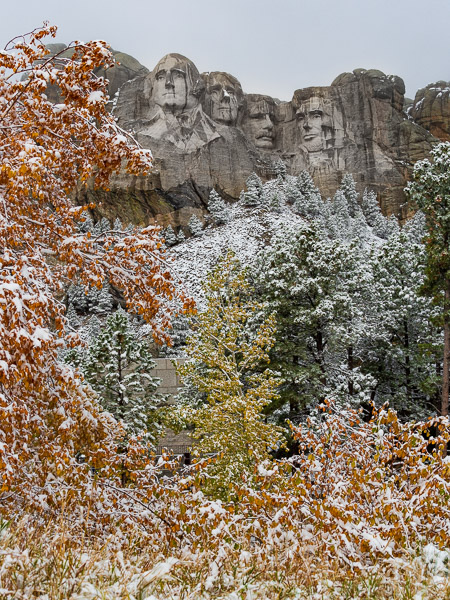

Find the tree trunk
[[442, 284, 450, 417], [347, 345, 354, 397], [403, 320, 412, 406]]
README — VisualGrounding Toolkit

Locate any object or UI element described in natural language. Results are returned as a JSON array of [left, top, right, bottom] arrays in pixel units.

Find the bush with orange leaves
[[0, 24, 192, 512], [228, 402, 450, 571]]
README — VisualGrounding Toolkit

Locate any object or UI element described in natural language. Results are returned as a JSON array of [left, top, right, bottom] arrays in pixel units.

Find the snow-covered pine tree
[[207, 189, 230, 225], [163, 224, 177, 246], [177, 228, 186, 243], [372, 210, 389, 239], [160, 312, 191, 357], [403, 210, 426, 243], [81, 308, 161, 440], [339, 173, 359, 217], [242, 173, 263, 207], [66, 303, 81, 329], [292, 171, 322, 218], [92, 216, 111, 237], [85, 315, 102, 344], [361, 189, 381, 227], [274, 159, 287, 181], [67, 283, 89, 313], [188, 215, 204, 237], [332, 189, 351, 237], [254, 223, 369, 415], [113, 217, 123, 233], [78, 210, 94, 233], [386, 214, 400, 238], [91, 284, 114, 315], [367, 230, 439, 417]]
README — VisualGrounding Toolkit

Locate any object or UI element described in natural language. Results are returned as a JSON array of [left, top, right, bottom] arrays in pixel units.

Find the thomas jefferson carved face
[[242, 95, 276, 149], [151, 54, 203, 113], [204, 72, 243, 125], [295, 96, 332, 152]]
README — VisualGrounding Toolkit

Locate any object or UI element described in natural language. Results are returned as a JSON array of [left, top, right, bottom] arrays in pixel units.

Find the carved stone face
[[295, 96, 331, 152], [204, 72, 243, 126], [150, 54, 203, 113], [242, 95, 276, 149]]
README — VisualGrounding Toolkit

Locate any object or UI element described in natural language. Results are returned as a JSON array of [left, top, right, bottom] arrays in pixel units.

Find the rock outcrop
[[75, 52, 443, 227], [410, 81, 450, 142], [45, 44, 148, 101]]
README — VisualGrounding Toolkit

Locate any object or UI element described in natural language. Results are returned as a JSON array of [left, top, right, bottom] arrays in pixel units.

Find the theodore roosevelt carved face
[[150, 53, 204, 113], [203, 72, 244, 126], [242, 95, 276, 149]]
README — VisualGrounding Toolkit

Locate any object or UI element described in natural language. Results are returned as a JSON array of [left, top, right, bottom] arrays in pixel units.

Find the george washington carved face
[[203, 72, 244, 126], [150, 54, 204, 113]]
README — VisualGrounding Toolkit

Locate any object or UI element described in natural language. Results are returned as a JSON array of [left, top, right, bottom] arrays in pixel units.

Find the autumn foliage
[[0, 24, 191, 502]]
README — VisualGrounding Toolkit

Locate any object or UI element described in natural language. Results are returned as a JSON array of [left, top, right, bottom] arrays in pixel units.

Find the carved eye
[[172, 70, 185, 80], [155, 71, 165, 81], [296, 113, 305, 121]]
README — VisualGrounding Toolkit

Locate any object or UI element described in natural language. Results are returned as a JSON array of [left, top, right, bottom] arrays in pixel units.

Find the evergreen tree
[[113, 217, 124, 233], [163, 224, 177, 247], [78, 210, 94, 234], [332, 189, 351, 237], [160, 313, 191, 357], [254, 224, 370, 415], [406, 141, 450, 416], [274, 159, 287, 181], [361, 189, 381, 227], [92, 216, 111, 237], [67, 283, 89, 313], [177, 228, 186, 243], [242, 173, 263, 207], [366, 230, 439, 417], [386, 214, 400, 238], [291, 171, 322, 218], [188, 214, 204, 237], [91, 284, 114, 315], [207, 190, 230, 225], [85, 315, 102, 345], [66, 303, 81, 329], [340, 173, 359, 217], [80, 308, 161, 440]]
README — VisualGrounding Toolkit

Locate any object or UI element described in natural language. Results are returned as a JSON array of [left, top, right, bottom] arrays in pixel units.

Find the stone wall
[[150, 357, 186, 398], [151, 358, 192, 454]]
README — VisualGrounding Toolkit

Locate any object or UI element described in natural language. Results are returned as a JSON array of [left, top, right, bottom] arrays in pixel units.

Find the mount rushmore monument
[[76, 49, 449, 228]]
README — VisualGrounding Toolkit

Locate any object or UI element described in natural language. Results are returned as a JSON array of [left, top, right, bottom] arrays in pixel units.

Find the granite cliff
[[73, 51, 447, 228]]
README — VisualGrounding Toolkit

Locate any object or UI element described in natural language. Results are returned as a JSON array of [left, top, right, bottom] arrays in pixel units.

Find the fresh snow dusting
[[168, 200, 306, 306], [87, 90, 105, 104]]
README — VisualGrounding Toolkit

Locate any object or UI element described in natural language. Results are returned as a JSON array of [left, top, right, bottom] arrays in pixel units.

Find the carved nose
[[263, 116, 273, 131], [165, 74, 174, 87], [303, 119, 311, 130]]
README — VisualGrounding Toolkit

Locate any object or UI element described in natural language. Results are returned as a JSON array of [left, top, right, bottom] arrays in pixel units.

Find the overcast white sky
[[2, 0, 449, 101]]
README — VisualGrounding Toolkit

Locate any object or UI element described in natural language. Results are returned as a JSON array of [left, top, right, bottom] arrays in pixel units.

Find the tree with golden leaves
[[0, 24, 193, 506], [176, 252, 283, 499]]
